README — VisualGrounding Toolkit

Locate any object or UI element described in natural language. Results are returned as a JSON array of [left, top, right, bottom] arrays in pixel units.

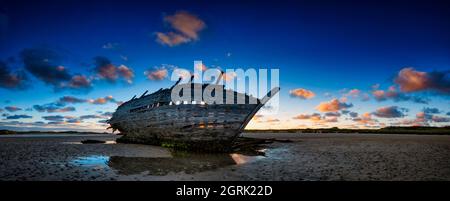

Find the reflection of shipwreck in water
[[108, 151, 265, 176], [108, 154, 235, 175], [108, 72, 280, 151]]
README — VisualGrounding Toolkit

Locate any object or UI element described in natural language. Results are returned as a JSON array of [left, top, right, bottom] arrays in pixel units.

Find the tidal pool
[[69, 150, 266, 176]]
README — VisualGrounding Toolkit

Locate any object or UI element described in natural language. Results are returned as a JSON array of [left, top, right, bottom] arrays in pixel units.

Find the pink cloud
[[117, 65, 134, 84]]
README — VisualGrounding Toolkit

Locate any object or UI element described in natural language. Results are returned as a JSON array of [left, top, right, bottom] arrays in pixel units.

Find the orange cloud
[[352, 112, 376, 125], [144, 68, 168, 80], [165, 11, 205, 39], [88, 95, 118, 105], [156, 32, 191, 47], [394, 67, 450, 94], [315, 98, 353, 112], [289, 88, 315, 99], [372, 106, 406, 118], [252, 114, 263, 121], [156, 11, 206, 46], [222, 72, 237, 81], [395, 68, 428, 92], [293, 113, 338, 123]]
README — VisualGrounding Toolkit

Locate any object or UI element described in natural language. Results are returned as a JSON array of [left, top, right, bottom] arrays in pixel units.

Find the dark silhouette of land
[[1, 126, 449, 135], [0, 130, 110, 135], [246, 126, 450, 135]]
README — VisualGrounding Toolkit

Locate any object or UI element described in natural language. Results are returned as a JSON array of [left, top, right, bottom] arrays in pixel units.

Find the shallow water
[[69, 150, 267, 176]]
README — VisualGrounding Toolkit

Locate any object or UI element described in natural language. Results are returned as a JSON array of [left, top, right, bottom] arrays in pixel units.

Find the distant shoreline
[[245, 126, 450, 135], [0, 130, 111, 135], [1, 126, 449, 135]]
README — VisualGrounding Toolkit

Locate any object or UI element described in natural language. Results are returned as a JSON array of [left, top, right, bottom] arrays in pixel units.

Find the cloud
[[98, 119, 108, 124], [33, 103, 75, 113], [372, 106, 406, 118], [315, 98, 353, 112], [156, 32, 191, 47], [0, 61, 29, 90], [18, 48, 92, 91], [144, 68, 168, 80], [6, 114, 32, 119], [345, 89, 361, 97], [252, 114, 263, 121], [48, 121, 64, 125], [156, 11, 206, 46], [79, 115, 103, 119], [340, 88, 361, 100], [42, 115, 65, 121], [222, 72, 237, 82], [41, 114, 106, 124], [88, 95, 120, 105], [102, 42, 119, 50], [352, 112, 376, 124], [416, 112, 431, 121], [94, 56, 134, 84], [166, 11, 206, 39], [324, 116, 338, 123], [265, 117, 280, 123], [4, 106, 22, 112], [324, 112, 341, 117], [94, 56, 117, 82], [120, 55, 128, 61], [195, 63, 208, 72], [68, 75, 92, 89], [423, 107, 440, 114], [289, 88, 315, 99], [404, 111, 450, 125], [20, 48, 71, 88], [293, 113, 322, 122], [372, 85, 429, 104], [66, 119, 82, 124], [293, 113, 339, 123], [394, 67, 450, 95], [102, 112, 113, 117], [58, 96, 87, 104], [117, 65, 134, 84], [342, 110, 359, 118], [56, 95, 121, 107], [431, 116, 450, 123], [349, 111, 358, 118], [361, 93, 370, 101]]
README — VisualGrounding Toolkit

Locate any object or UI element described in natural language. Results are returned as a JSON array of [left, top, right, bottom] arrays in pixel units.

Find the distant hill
[[0, 130, 110, 135], [2, 126, 449, 135], [245, 126, 450, 135]]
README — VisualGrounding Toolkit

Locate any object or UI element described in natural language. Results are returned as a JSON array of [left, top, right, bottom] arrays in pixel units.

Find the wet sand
[[0, 133, 449, 181]]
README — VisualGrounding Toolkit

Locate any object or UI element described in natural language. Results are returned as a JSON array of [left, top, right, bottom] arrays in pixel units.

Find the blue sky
[[0, 0, 449, 131]]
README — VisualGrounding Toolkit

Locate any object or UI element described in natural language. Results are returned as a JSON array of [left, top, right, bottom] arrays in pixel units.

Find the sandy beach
[[0, 133, 449, 181]]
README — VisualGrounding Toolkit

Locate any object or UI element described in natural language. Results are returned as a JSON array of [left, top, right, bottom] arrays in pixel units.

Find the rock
[[81, 139, 106, 144]]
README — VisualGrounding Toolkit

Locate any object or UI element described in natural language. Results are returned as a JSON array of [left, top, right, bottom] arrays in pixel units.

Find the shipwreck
[[108, 72, 280, 151]]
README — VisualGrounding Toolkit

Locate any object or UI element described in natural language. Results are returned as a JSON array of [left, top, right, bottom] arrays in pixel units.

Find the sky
[[0, 0, 449, 132]]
